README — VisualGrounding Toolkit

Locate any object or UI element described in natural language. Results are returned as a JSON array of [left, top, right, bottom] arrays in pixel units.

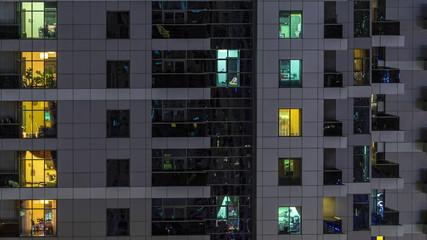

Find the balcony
[[0, 74, 19, 89], [324, 24, 343, 39], [323, 217, 343, 234], [324, 121, 343, 136], [0, 123, 21, 138], [0, 24, 19, 39], [372, 67, 400, 83], [0, 173, 19, 187], [372, 21, 400, 35], [324, 72, 343, 88], [324, 168, 343, 185], [371, 207, 399, 225], [372, 114, 399, 131], [424, 19, 427, 29], [372, 161, 399, 178], [0, 220, 19, 237]]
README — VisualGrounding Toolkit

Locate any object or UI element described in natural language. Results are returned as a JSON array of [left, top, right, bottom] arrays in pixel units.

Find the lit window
[[19, 2, 57, 39], [21, 52, 57, 88], [279, 11, 302, 38], [216, 50, 240, 87], [20, 151, 57, 187], [278, 206, 302, 234], [279, 60, 301, 87], [279, 109, 301, 136], [21, 101, 57, 138], [216, 196, 240, 231], [278, 158, 301, 185], [20, 200, 56, 236]]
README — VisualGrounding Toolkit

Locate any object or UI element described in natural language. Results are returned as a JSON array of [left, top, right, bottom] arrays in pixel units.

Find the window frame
[[279, 11, 303, 39], [279, 59, 302, 88], [279, 109, 302, 137], [106, 208, 130, 236], [278, 158, 302, 186]]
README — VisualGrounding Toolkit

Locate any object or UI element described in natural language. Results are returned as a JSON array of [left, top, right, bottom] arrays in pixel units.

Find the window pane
[[19, 200, 56, 236], [278, 206, 301, 234], [280, 60, 301, 87], [107, 159, 130, 187], [279, 109, 290, 136], [107, 11, 130, 39], [107, 209, 130, 236], [278, 158, 302, 185], [107, 61, 130, 88], [107, 110, 130, 137], [290, 109, 301, 136], [279, 11, 302, 38]]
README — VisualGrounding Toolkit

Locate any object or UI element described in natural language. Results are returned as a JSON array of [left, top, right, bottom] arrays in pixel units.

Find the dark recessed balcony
[[324, 121, 343, 136], [0, 123, 21, 138], [324, 72, 343, 87], [0, 221, 19, 237], [372, 67, 400, 83], [372, 114, 399, 131], [0, 173, 19, 187], [372, 160, 399, 178], [371, 207, 399, 225], [424, 19, 427, 29], [0, 74, 19, 89], [324, 168, 343, 185], [324, 24, 343, 38], [323, 217, 343, 234], [372, 20, 400, 35], [0, 24, 19, 39]]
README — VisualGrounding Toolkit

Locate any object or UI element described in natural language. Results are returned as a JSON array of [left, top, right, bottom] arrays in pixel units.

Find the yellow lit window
[[21, 52, 57, 88], [20, 200, 56, 236], [20, 151, 57, 187], [279, 109, 301, 136], [21, 101, 57, 138]]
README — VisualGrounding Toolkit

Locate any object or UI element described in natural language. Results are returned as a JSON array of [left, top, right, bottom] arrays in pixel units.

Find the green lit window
[[216, 50, 240, 87], [19, 2, 57, 39], [278, 206, 302, 234], [278, 158, 301, 185], [280, 60, 301, 87], [353, 146, 370, 182], [279, 11, 302, 38]]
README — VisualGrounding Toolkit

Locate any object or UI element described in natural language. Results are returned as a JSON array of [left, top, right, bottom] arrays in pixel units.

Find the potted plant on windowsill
[[22, 68, 55, 88]]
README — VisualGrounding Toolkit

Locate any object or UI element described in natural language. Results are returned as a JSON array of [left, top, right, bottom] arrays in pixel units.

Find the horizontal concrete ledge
[[0, 88, 211, 101], [0, 187, 211, 200]]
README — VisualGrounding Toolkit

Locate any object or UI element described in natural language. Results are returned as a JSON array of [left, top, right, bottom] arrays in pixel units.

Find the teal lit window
[[279, 60, 301, 87], [216, 50, 240, 87], [278, 206, 302, 234], [279, 11, 302, 38], [353, 146, 370, 182]]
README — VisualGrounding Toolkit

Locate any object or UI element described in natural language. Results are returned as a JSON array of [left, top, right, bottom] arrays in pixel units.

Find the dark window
[[107, 209, 129, 236], [107, 159, 130, 187], [278, 158, 301, 185], [107, 110, 130, 137], [107, 61, 130, 88], [107, 12, 130, 39]]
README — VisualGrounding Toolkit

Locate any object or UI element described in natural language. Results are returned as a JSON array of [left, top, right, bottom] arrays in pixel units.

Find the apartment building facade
[[0, 0, 425, 239]]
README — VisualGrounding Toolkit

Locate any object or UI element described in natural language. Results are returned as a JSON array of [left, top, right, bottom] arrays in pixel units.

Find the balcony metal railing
[[323, 217, 343, 234], [324, 72, 343, 87], [372, 160, 399, 178], [324, 168, 343, 185], [372, 67, 400, 83], [372, 20, 400, 35], [324, 24, 343, 38], [324, 121, 343, 136], [0, 173, 19, 187], [0, 74, 19, 89], [0, 24, 19, 39], [371, 207, 399, 225], [372, 114, 399, 131]]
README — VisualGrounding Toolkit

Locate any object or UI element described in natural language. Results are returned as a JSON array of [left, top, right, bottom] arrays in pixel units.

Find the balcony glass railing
[[372, 20, 400, 35], [324, 72, 343, 87], [324, 121, 343, 136], [0, 220, 19, 237], [372, 114, 399, 131], [372, 67, 400, 83], [0, 24, 19, 39], [371, 207, 399, 225], [324, 24, 343, 38], [372, 161, 399, 178], [324, 168, 343, 185], [323, 217, 343, 234], [0, 173, 19, 187], [0, 74, 20, 89]]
